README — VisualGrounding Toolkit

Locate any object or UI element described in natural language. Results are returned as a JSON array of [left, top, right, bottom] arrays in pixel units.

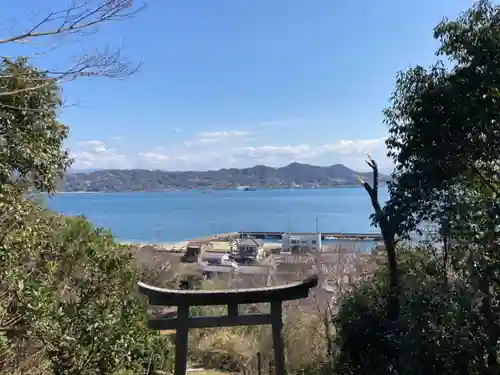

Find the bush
[[0, 194, 173, 375], [332, 247, 484, 375]]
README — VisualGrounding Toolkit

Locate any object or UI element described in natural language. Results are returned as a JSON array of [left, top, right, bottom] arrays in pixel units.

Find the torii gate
[[138, 275, 318, 375]]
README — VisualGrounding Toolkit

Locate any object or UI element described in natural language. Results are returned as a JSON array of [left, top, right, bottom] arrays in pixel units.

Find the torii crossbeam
[[138, 275, 318, 375]]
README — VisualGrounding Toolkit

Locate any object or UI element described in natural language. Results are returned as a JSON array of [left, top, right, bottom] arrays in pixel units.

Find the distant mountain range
[[60, 162, 388, 192]]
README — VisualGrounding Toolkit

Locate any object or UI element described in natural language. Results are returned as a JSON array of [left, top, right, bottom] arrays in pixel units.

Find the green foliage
[[371, 2, 500, 372], [0, 58, 71, 194], [333, 248, 483, 375], [382, 0, 500, 235], [0, 56, 172, 374], [0, 194, 173, 374]]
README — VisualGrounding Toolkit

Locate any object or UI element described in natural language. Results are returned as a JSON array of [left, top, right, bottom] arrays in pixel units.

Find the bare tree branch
[[0, 0, 144, 100], [0, 1, 142, 45]]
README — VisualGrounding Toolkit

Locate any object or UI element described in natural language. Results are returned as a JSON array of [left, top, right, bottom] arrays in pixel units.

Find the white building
[[281, 232, 322, 254]]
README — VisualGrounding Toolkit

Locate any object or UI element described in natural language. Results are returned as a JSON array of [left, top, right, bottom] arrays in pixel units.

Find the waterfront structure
[[235, 238, 265, 262], [181, 240, 213, 263], [201, 255, 238, 274], [200, 252, 235, 266], [196, 250, 273, 277], [281, 232, 322, 254], [238, 231, 381, 241]]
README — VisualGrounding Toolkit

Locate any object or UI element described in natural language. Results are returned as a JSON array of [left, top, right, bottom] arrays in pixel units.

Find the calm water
[[46, 188, 388, 244]]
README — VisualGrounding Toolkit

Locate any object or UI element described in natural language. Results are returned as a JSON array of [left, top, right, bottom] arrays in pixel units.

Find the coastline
[[122, 239, 280, 254], [48, 190, 386, 248], [119, 240, 189, 249], [120, 236, 381, 254], [57, 185, 381, 194]]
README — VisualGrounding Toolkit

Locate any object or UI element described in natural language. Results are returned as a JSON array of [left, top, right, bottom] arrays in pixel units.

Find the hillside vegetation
[[61, 163, 388, 192]]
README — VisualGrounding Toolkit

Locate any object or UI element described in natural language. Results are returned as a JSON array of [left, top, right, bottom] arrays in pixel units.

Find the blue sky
[[3, 0, 477, 171]]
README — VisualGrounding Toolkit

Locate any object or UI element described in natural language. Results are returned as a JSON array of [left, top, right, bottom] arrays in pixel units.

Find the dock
[[239, 231, 382, 241], [193, 231, 382, 241]]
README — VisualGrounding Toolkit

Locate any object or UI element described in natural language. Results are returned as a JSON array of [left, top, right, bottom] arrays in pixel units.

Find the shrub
[[0, 194, 173, 374], [332, 247, 484, 375]]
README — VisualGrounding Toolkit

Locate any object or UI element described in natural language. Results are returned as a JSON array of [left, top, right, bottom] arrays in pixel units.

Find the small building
[[281, 232, 322, 254], [181, 240, 213, 263], [199, 252, 238, 277], [200, 252, 230, 265], [234, 238, 265, 262]]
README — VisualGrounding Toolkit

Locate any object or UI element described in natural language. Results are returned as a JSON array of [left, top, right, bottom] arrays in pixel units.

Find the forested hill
[[60, 162, 388, 192]]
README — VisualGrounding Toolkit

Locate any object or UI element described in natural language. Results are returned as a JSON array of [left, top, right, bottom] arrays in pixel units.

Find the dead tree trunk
[[359, 155, 399, 321]]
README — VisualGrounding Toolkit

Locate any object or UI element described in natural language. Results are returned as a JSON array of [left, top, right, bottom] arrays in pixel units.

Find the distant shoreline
[[55, 185, 385, 194], [61, 163, 389, 193]]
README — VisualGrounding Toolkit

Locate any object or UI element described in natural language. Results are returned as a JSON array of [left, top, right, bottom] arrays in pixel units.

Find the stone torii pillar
[[138, 275, 318, 375]]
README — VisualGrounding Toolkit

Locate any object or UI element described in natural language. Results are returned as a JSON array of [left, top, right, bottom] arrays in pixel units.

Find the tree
[[0, 0, 143, 101], [0, 58, 70, 194], [333, 247, 483, 375], [0, 61, 174, 371], [373, 0, 500, 373], [0, 6, 174, 373], [384, 0, 500, 232], [0, 196, 173, 374]]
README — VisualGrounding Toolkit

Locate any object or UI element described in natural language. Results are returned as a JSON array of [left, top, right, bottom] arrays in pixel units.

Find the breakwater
[[193, 231, 382, 242]]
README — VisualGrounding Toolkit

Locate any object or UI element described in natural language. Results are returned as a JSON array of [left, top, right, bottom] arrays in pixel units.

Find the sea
[[45, 187, 389, 250]]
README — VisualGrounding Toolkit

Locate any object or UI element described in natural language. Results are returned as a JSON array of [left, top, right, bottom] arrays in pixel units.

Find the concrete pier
[[238, 231, 382, 241]]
